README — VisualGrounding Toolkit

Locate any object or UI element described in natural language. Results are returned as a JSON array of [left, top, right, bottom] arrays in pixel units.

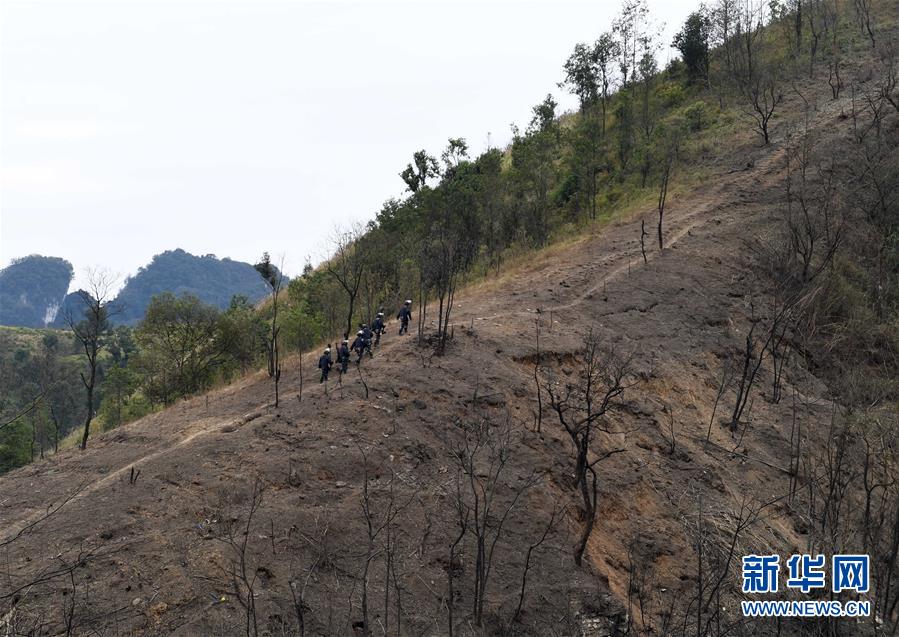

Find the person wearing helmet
[[337, 338, 351, 375], [360, 322, 374, 358], [372, 310, 386, 346], [351, 329, 366, 363], [397, 299, 413, 335], [317, 346, 333, 383]]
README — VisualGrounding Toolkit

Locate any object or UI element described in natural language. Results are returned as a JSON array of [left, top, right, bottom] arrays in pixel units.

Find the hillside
[[2, 1, 897, 635], [0, 249, 268, 328], [0, 256, 73, 327], [104, 249, 274, 326], [0, 250, 273, 329], [1, 66, 894, 635]]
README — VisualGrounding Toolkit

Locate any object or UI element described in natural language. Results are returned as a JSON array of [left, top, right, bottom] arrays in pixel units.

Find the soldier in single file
[[397, 299, 412, 335], [372, 310, 386, 346], [337, 338, 350, 375], [351, 330, 366, 363], [360, 323, 374, 358], [317, 346, 332, 383]]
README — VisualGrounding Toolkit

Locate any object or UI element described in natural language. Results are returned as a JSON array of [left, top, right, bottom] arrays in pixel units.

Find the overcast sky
[[1, 0, 697, 292]]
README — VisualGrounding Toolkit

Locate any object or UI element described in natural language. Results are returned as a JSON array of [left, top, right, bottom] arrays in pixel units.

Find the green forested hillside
[[104, 249, 274, 325], [0, 327, 85, 471], [0, 255, 73, 327]]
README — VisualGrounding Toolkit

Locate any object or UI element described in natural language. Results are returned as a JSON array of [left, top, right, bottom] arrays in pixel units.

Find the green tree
[[0, 418, 31, 473], [254, 252, 277, 287], [637, 50, 660, 186], [220, 295, 267, 373], [37, 333, 83, 452], [135, 293, 226, 405], [614, 92, 636, 171], [441, 138, 469, 174], [529, 94, 558, 133], [567, 110, 604, 219], [400, 150, 440, 193], [425, 147, 482, 350], [98, 365, 145, 429], [594, 32, 621, 136], [674, 10, 712, 83], [561, 42, 600, 111], [613, 0, 651, 87], [510, 97, 560, 246], [474, 148, 506, 270]]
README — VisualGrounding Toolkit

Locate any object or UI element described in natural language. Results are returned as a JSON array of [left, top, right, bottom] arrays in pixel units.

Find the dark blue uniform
[[361, 326, 374, 357], [337, 342, 350, 374], [372, 316, 385, 345], [397, 306, 412, 335], [318, 352, 332, 383], [351, 335, 366, 362]]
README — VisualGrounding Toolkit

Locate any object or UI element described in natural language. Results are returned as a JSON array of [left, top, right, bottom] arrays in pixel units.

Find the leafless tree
[[745, 70, 782, 145], [263, 259, 286, 407], [657, 137, 678, 251], [853, 0, 876, 47], [533, 314, 544, 432], [419, 226, 475, 354], [682, 492, 781, 637], [450, 412, 539, 626], [0, 483, 98, 634], [513, 504, 561, 624], [781, 133, 844, 286], [326, 224, 369, 341], [544, 329, 634, 565], [64, 268, 118, 450], [878, 42, 899, 114], [729, 2, 784, 144], [447, 484, 468, 637], [847, 87, 899, 320], [705, 359, 733, 444], [354, 446, 413, 636], [640, 218, 649, 264], [729, 314, 765, 432], [215, 480, 265, 637]]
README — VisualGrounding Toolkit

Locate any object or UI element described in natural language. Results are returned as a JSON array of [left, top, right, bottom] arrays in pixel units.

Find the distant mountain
[[2, 250, 281, 328], [108, 249, 273, 325], [50, 290, 95, 327], [0, 256, 73, 327]]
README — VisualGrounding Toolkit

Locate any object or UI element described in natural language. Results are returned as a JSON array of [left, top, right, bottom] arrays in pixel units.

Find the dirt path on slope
[[0, 409, 269, 544], [457, 92, 853, 329], [462, 146, 786, 326]]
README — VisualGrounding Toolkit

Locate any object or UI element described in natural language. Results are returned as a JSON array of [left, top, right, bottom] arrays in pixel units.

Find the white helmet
[[357, 330, 364, 336], [377, 312, 384, 317], [405, 299, 412, 305], [324, 347, 331, 353]]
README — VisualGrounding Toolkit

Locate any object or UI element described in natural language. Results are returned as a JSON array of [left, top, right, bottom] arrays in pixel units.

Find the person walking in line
[[360, 323, 374, 358], [351, 330, 366, 363], [397, 299, 412, 335], [372, 310, 386, 346], [337, 338, 350, 375], [318, 346, 333, 383]]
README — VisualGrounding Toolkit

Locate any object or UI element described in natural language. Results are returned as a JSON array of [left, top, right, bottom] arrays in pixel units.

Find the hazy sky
[[1, 0, 697, 292]]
